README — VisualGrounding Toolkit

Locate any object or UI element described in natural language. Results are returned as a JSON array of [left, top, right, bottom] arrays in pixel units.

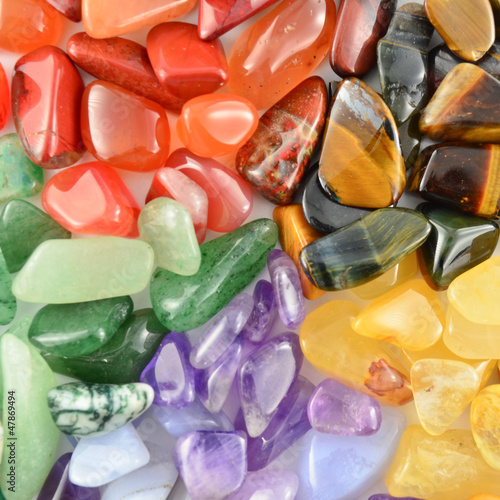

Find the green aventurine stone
[[0, 134, 44, 203], [0, 334, 59, 500], [0, 250, 15, 326], [28, 296, 133, 358], [151, 218, 278, 331], [41, 309, 168, 384], [12, 237, 155, 304], [0, 200, 71, 273]]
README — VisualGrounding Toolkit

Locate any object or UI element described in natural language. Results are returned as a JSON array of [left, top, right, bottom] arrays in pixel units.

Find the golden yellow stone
[[468, 496, 500, 500]]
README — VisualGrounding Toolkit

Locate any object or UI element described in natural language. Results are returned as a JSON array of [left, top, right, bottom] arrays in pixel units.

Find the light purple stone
[[267, 249, 305, 330], [235, 375, 314, 471], [238, 332, 303, 438], [190, 293, 254, 369], [307, 378, 381, 436], [173, 430, 247, 500], [241, 280, 277, 343], [226, 469, 299, 500], [140, 331, 194, 409], [195, 334, 243, 414], [368, 495, 425, 500]]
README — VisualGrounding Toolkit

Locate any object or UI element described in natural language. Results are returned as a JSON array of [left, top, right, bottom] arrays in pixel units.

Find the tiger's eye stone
[[44, 0, 82, 21], [331, 0, 396, 77], [236, 76, 327, 205], [424, 0, 494, 62], [81, 80, 171, 172], [420, 64, 500, 143], [409, 142, 500, 219], [227, 0, 336, 110], [0, 63, 9, 131], [319, 78, 405, 208]]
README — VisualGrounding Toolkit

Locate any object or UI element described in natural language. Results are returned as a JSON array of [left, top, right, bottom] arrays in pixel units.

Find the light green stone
[[12, 237, 155, 304], [138, 198, 201, 276], [0, 334, 59, 500], [0, 250, 15, 326]]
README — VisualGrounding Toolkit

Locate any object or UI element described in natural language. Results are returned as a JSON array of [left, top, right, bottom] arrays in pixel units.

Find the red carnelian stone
[[42, 161, 140, 237], [147, 22, 229, 102], [12, 46, 85, 169], [44, 0, 82, 22], [0, 63, 9, 131], [81, 80, 170, 172], [166, 148, 253, 233]]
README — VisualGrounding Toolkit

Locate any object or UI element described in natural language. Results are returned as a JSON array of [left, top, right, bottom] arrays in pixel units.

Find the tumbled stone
[[45, 0, 81, 21], [369, 496, 425, 500], [226, 469, 299, 500], [241, 280, 277, 343], [0, 63, 8, 131], [0, 250, 16, 326]]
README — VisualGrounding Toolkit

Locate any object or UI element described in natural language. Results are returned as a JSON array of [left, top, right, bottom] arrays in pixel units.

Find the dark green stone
[[41, 309, 169, 384], [151, 218, 278, 331], [0, 249, 16, 326], [416, 202, 499, 290], [0, 200, 71, 273], [29, 296, 133, 357], [299, 207, 431, 291]]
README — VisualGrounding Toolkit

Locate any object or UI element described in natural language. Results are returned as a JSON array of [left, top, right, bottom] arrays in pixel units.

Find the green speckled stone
[[299, 208, 431, 291], [0, 250, 15, 326], [0, 200, 71, 273], [28, 296, 133, 358], [0, 134, 44, 203], [41, 309, 169, 384], [150, 218, 278, 331], [0, 334, 59, 500], [47, 382, 154, 437]]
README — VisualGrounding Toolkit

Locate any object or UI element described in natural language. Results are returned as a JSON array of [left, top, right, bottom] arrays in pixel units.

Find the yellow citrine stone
[[468, 496, 500, 500]]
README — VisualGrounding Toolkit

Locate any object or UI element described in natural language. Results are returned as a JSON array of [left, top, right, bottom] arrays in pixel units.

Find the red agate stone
[[166, 148, 253, 233], [81, 80, 171, 172], [42, 161, 140, 237], [67, 33, 185, 113], [147, 22, 228, 101], [12, 46, 85, 169], [0, 63, 9, 131], [44, 0, 82, 21]]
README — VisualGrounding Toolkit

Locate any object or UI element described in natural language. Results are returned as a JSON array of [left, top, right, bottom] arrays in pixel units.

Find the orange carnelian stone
[[0, 63, 8, 131]]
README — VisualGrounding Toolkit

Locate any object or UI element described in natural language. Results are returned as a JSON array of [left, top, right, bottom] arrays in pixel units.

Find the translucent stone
[[225, 469, 299, 500]]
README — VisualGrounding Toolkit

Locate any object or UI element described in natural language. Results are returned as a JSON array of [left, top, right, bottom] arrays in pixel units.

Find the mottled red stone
[[330, 0, 396, 77], [236, 76, 328, 205], [198, 0, 280, 41], [67, 33, 185, 113], [44, 0, 82, 21], [0, 63, 9, 131], [12, 46, 85, 169], [147, 22, 228, 102]]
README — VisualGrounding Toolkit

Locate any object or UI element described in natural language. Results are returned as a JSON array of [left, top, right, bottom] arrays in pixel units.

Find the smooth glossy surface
[[45, 0, 82, 21], [226, 470, 299, 500], [0, 250, 15, 326], [0, 63, 8, 130]]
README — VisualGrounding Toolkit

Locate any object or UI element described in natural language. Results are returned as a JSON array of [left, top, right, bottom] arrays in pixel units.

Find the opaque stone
[[28, 296, 133, 357], [42, 162, 140, 237], [399, 112, 423, 170], [138, 198, 201, 276], [416, 202, 499, 290], [177, 94, 259, 157], [45, 0, 82, 21], [147, 22, 228, 101], [0, 0, 63, 53], [468, 497, 500, 500], [0, 251, 16, 326], [300, 300, 413, 406], [226, 470, 299, 500], [81, 0, 197, 39], [150, 219, 278, 331], [424, 0, 494, 62], [0, 63, 9, 130], [0, 133, 44, 203], [81, 81, 170, 172], [331, 0, 396, 77], [236, 76, 327, 205], [299, 208, 431, 291], [13, 237, 154, 304], [319, 78, 406, 208], [227, 0, 336, 110]]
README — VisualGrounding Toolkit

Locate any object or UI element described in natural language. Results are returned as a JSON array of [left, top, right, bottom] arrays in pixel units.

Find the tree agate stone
[[28, 296, 133, 357], [0, 250, 15, 326], [150, 219, 278, 331]]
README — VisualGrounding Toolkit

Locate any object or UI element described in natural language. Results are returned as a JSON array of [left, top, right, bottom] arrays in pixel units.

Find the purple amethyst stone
[[241, 280, 277, 343]]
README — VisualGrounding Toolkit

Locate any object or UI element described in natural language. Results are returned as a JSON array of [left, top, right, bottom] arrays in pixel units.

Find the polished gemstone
[[147, 22, 228, 101], [81, 81, 170, 172], [424, 0, 494, 61], [42, 162, 140, 237], [399, 112, 423, 170], [150, 219, 277, 331], [226, 470, 299, 500], [177, 94, 259, 157], [236, 76, 328, 205], [227, 0, 336, 110], [331, 0, 396, 77], [369, 496, 424, 500], [0, 250, 16, 326], [299, 208, 431, 291], [44, 0, 81, 21], [0, 63, 8, 130], [67, 33, 185, 113], [319, 78, 405, 208]]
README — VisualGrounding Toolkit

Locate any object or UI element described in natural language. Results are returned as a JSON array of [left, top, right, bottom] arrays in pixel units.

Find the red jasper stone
[[67, 33, 185, 113], [147, 22, 229, 102], [44, 0, 82, 21], [42, 161, 140, 237], [12, 46, 85, 169], [81, 80, 171, 172], [330, 0, 396, 77], [166, 148, 253, 233], [0, 63, 9, 131], [198, 0, 280, 41]]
